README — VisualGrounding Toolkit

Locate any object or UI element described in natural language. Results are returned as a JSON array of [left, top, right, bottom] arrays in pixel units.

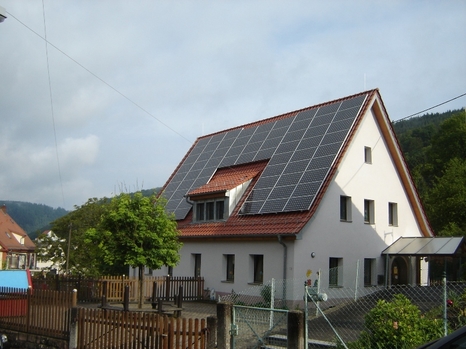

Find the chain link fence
[[220, 268, 466, 348]]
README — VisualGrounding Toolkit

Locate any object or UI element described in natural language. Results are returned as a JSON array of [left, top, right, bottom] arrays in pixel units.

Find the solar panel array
[[163, 93, 368, 220]]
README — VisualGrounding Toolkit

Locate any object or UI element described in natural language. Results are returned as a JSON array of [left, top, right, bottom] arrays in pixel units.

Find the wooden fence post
[[217, 302, 232, 349], [69, 289, 78, 349], [101, 280, 108, 307], [165, 275, 171, 301], [123, 285, 130, 311], [26, 287, 32, 335], [197, 277, 202, 300], [152, 281, 158, 309], [287, 310, 304, 349]]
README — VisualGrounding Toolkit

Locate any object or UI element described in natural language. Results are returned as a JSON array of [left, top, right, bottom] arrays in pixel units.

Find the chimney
[[1, 205, 6, 213]]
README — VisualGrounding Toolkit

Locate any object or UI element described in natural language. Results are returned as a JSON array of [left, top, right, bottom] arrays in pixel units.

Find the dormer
[[186, 161, 267, 223]]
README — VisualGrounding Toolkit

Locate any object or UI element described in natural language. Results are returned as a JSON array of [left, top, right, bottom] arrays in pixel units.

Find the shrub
[[342, 294, 443, 349]]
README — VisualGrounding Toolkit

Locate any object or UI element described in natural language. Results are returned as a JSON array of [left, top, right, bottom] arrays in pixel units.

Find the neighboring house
[[146, 89, 439, 299], [0, 205, 36, 270]]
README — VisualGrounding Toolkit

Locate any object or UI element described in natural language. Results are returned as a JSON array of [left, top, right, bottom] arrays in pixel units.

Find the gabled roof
[[161, 89, 433, 239], [0, 206, 35, 252]]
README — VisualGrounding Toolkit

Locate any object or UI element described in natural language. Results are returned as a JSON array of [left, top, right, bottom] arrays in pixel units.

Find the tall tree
[[424, 158, 466, 236], [85, 192, 182, 308], [50, 197, 116, 276]]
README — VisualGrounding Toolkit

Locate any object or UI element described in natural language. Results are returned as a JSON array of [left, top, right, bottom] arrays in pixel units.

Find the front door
[[391, 256, 408, 285]]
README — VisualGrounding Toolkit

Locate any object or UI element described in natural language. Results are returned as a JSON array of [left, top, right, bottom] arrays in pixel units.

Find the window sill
[[340, 219, 352, 223], [329, 285, 343, 289], [248, 282, 263, 286], [364, 222, 375, 225], [222, 280, 234, 283]]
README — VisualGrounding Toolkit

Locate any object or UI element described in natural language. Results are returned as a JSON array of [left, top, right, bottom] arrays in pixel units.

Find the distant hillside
[[0, 201, 68, 239], [0, 189, 162, 240]]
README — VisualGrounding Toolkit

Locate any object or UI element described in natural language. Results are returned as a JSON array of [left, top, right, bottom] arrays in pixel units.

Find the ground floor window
[[329, 257, 342, 287], [225, 254, 235, 282], [364, 258, 376, 286], [251, 254, 263, 284], [193, 254, 201, 278]]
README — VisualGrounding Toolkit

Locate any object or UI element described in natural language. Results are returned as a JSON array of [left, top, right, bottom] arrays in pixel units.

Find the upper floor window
[[388, 202, 398, 226], [195, 199, 225, 222], [364, 199, 375, 224], [340, 195, 352, 222], [364, 146, 372, 164]]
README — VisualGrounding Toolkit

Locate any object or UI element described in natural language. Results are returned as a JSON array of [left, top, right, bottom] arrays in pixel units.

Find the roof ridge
[[197, 89, 379, 141]]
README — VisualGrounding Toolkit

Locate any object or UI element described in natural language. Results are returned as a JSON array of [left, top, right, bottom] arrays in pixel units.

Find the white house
[[148, 89, 436, 299]]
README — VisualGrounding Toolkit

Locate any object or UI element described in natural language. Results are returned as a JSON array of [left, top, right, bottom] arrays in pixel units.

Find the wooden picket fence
[[77, 308, 207, 349], [33, 275, 205, 303], [0, 287, 75, 341]]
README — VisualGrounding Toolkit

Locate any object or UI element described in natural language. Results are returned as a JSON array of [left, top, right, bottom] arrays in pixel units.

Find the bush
[[342, 294, 443, 349]]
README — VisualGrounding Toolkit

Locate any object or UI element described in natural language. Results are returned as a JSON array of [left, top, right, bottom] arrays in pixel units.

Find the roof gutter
[[278, 235, 287, 301]]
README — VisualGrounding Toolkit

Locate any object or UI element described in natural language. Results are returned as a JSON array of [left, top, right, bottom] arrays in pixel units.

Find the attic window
[[5, 232, 11, 238], [194, 199, 225, 222], [364, 146, 372, 164]]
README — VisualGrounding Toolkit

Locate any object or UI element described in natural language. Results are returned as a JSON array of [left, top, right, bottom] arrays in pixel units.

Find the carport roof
[[382, 237, 465, 256]]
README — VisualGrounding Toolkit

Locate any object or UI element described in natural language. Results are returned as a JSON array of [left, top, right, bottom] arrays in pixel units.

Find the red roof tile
[[188, 161, 267, 196]]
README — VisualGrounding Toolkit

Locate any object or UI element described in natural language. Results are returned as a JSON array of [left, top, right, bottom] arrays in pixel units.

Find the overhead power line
[[6, 10, 192, 144], [395, 92, 466, 123]]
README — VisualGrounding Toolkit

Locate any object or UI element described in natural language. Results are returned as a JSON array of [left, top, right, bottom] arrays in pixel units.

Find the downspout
[[278, 235, 287, 302]]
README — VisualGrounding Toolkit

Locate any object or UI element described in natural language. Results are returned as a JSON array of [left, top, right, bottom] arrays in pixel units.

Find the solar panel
[[163, 93, 368, 219]]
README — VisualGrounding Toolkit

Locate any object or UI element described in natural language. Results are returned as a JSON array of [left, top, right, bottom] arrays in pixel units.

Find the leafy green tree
[[423, 112, 466, 185], [343, 294, 443, 349], [50, 197, 121, 276], [85, 192, 182, 308], [424, 158, 466, 235]]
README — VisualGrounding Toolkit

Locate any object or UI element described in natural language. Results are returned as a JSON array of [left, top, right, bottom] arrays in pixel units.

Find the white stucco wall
[[151, 103, 426, 298], [291, 107, 424, 290], [151, 239, 292, 297]]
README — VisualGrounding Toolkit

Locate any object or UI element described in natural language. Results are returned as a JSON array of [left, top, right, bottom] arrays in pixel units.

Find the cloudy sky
[[0, 1, 465, 211]]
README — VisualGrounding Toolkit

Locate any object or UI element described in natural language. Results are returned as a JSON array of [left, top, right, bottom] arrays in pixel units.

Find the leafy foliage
[[49, 197, 120, 276], [342, 294, 443, 349], [85, 192, 182, 307], [394, 109, 466, 236], [85, 193, 181, 270]]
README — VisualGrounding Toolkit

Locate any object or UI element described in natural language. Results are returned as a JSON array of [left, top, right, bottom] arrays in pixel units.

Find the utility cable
[[394, 92, 466, 123], [42, 1, 66, 208], [6, 10, 192, 144]]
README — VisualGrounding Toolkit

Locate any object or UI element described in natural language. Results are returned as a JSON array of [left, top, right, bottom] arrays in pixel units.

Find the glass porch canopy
[[382, 237, 465, 256]]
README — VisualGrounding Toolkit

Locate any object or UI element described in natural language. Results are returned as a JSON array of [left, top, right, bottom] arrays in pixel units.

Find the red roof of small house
[[188, 161, 267, 197], [161, 89, 433, 239], [0, 206, 36, 252]]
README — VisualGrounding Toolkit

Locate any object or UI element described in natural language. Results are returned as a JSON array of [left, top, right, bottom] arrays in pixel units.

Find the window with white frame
[[340, 195, 352, 222], [388, 202, 398, 226], [364, 146, 372, 164], [225, 254, 235, 282], [194, 199, 225, 222], [364, 199, 375, 224]]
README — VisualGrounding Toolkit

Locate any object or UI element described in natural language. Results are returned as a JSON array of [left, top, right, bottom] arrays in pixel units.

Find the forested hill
[[0, 189, 161, 240], [0, 201, 68, 239], [392, 108, 466, 236]]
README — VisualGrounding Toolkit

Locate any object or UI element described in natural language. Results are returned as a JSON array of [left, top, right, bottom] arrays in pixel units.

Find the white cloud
[[0, 0, 464, 209]]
